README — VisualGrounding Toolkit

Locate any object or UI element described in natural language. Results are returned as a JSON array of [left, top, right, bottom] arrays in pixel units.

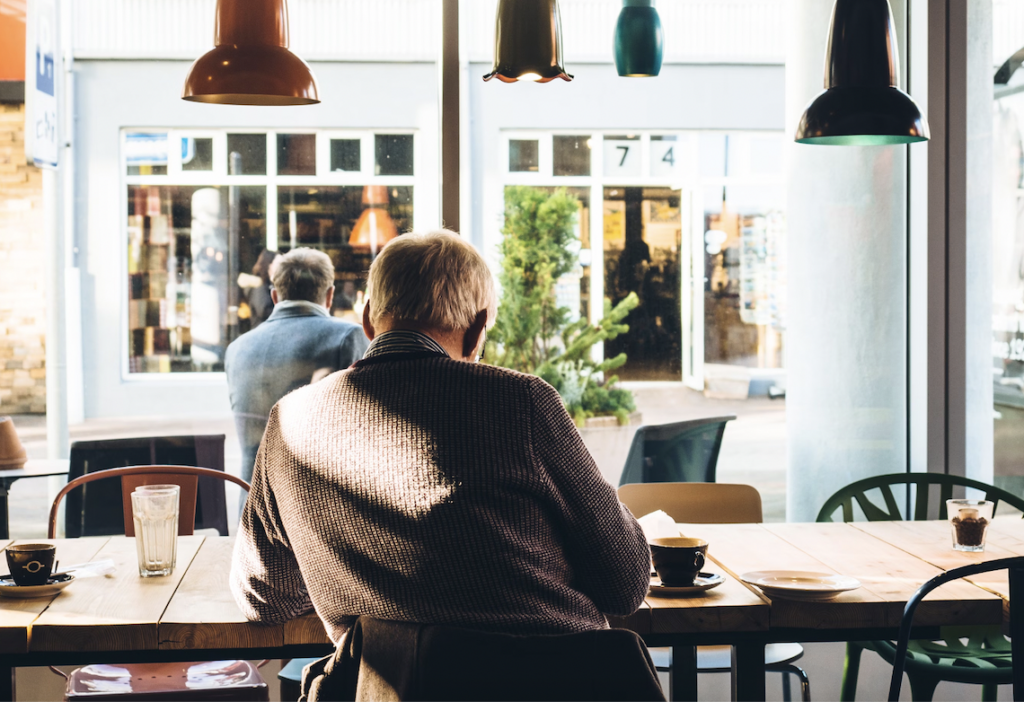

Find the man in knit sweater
[[230, 230, 651, 641]]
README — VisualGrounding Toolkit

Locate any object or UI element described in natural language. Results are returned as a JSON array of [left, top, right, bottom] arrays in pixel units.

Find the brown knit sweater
[[230, 351, 651, 642]]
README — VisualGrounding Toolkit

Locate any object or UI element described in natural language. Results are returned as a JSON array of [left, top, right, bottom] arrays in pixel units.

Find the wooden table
[[1, 521, 1021, 702], [0, 460, 70, 539], [666, 519, 1021, 701], [0, 535, 332, 701]]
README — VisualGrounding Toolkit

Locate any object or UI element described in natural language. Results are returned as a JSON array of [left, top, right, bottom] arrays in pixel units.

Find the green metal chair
[[816, 473, 1024, 702]]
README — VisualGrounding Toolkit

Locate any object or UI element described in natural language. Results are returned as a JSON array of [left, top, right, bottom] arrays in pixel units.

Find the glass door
[[603, 186, 683, 381]]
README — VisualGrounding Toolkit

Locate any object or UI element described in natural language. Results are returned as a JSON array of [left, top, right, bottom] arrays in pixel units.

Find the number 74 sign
[[602, 138, 683, 178]]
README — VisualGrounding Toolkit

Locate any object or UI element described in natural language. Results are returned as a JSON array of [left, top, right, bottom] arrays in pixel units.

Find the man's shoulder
[[290, 314, 362, 337]]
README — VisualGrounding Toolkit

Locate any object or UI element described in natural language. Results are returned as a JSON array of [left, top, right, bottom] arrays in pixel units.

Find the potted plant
[[486, 186, 641, 462]]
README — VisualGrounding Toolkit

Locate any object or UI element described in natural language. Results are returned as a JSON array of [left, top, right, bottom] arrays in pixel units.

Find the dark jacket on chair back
[[300, 616, 666, 701]]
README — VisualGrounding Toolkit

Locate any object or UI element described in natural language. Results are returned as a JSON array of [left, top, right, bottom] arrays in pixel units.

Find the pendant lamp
[[614, 0, 663, 78], [182, 0, 319, 106], [483, 0, 572, 83], [350, 186, 399, 256], [794, 0, 928, 145]]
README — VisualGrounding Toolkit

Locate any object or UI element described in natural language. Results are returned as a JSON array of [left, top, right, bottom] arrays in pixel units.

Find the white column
[[785, 0, 910, 521], [963, 0, 993, 483]]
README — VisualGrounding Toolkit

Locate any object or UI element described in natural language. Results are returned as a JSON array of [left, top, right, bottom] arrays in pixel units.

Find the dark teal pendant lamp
[[614, 0, 663, 77], [795, 0, 928, 145], [483, 0, 573, 83]]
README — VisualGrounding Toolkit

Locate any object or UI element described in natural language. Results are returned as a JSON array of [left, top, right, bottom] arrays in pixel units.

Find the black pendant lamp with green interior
[[795, 0, 928, 145], [483, 0, 572, 83], [614, 0, 663, 77]]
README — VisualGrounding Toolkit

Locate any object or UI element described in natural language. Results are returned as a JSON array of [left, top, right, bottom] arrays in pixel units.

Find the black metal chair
[[618, 416, 735, 486], [888, 557, 1024, 702], [65, 435, 230, 537]]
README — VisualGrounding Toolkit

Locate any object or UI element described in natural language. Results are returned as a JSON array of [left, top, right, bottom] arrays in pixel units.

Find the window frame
[[119, 126, 423, 381]]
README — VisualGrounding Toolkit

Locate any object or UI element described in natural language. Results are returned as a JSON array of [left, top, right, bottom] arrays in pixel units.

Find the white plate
[[740, 570, 861, 601], [649, 572, 725, 597], [0, 573, 75, 599]]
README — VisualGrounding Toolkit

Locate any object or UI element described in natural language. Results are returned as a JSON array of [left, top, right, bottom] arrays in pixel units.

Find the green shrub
[[487, 186, 638, 426]]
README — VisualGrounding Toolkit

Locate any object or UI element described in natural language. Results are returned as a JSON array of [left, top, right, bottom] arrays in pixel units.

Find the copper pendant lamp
[[483, 0, 573, 83], [350, 186, 398, 256], [794, 0, 927, 145], [182, 0, 319, 106]]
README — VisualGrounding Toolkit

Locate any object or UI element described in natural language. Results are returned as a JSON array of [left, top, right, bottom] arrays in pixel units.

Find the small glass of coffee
[[947, 499, 994, 552]]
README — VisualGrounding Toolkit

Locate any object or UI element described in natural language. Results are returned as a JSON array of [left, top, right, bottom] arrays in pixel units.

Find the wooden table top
[[0, 535, 330, 656], [682, 521, 1010, 631], [0, 460, 70, 482], [1, 520, 1019, 657]]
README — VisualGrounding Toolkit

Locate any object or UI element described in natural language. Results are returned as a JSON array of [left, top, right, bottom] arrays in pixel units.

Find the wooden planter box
[[577, 412, 642, 486]]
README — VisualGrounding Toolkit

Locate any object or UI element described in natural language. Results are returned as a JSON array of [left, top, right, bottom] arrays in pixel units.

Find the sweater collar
[[363, 330, 450, 359]]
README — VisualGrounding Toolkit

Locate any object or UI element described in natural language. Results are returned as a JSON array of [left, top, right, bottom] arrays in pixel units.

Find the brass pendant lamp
[[794, 0, 928, 145], [182, 0, 319, 106], [483, 0, 573, 83]]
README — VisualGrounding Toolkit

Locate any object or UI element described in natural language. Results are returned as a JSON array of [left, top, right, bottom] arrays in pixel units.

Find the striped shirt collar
[[363, 329, 450, 359]]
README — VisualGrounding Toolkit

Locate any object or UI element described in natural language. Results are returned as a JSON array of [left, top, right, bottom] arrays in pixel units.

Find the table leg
[[669, 645, 698, 702], [0, 665, 13, 702], [0, 479, 9, 540], [731, 643, 766, 702]]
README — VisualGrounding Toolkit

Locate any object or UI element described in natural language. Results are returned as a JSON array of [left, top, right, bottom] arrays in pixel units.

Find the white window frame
[[494, 128, 787, 384], [119, 127, 423, 381]]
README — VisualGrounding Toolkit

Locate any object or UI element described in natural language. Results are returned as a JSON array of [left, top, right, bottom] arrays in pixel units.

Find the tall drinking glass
[[131, 485, 179, 577]]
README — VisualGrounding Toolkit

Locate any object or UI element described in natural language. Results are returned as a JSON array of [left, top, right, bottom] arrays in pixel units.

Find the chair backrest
[[816, 473, 1024, 523], [618, 416, 736, 487], [888, 557, 1024, 701], [617, 482, 762, 524], [303, 615, 666, 701], [49, 465, 250, 539], [66, 435, 228, 537]]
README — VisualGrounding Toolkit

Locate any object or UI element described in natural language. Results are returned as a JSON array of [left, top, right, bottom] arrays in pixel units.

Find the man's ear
[[462, 310, 488, 361], [362, 303, 375, 341], [271, 289, 279, 305], [324, 286, 335, 311]]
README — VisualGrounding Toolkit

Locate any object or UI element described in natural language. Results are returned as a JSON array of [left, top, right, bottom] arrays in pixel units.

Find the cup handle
[[694, 552, 706, 572]]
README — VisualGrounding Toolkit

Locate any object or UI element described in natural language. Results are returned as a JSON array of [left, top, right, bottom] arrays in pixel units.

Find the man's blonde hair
[[271, 248, 334, 303], [367, 230, 496, 331]]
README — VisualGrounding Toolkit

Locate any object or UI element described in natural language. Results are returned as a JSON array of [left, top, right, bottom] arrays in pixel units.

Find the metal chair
[[65, 435, 230, 537], [817, 473, 1024, 701], [887, 557, 1024, 702], [618, 417, 735, 486], [618, 482, 810, 701], [45, 464, 269, 701]]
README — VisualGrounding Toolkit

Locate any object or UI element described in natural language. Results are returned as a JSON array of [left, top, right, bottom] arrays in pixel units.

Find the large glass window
[[497, 131, 784, 384], [122, 129, 420, 374], [992, 9, 1024, 493]]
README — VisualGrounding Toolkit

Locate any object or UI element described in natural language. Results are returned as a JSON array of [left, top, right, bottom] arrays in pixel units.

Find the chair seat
[[649, 643, 805, 671], [278, 657, 320, 683], [65, 661, 269, 701]]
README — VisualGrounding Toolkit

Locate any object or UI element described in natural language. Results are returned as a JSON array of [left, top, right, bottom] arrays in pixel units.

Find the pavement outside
[[3, 385, 787, 539]]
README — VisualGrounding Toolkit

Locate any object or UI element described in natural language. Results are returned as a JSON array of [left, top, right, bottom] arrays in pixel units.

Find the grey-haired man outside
[[225, 248, 369, 489]]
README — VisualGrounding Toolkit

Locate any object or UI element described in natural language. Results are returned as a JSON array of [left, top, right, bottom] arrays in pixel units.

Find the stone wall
[[0, 102, 45, 414]]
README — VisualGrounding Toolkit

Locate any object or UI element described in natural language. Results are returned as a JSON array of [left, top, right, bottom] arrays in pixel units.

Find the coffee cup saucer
[[0, 573, 75, 599], [649, 571, 724, 596]]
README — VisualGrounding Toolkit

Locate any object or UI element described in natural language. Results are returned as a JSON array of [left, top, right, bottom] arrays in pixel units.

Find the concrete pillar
[[785, 0, 909, 521]]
